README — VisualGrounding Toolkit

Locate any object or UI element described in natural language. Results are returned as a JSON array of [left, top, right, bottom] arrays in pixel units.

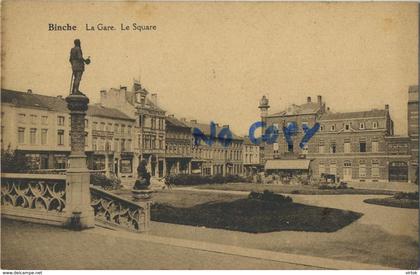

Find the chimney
[[317, 95, 322, 106], [327, 107, 330, 111], [169, 114, 175, 118], [27, 89, 32, 94], [190, 119, 197, 124], [57, 95, 63, 99], [120, 86, 127, 91], [151, 93, 158, 106], [100, 90, 107, 97], [307, 96, 311, 103], [385, 104, 389, 110], [180, 117, 186, 122], [222, 124, 229, 129]]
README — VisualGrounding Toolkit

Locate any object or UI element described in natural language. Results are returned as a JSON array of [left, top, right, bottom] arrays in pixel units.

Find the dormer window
[[330, 125, 335, 131], [320, 125, 324, 131], [345, 124, 350, 131], [373, 121, 378, 129], [360, 122, 365, 129]]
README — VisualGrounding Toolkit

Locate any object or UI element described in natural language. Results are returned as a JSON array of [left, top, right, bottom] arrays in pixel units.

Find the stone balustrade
[[1, 173, 151, 232]]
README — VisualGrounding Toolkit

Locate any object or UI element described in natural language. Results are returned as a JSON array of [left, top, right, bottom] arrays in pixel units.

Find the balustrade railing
[[1, 173, 151, 232], [90, 186, 150, 232], [1, 173, 67, 225]]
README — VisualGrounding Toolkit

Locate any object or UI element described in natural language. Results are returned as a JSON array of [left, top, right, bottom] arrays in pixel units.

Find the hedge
[[167, 174, 248, 185]]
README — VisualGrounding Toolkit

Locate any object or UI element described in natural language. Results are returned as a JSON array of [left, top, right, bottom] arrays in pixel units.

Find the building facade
[[259, 91, 416, 183], [165, 115, 192, 175], [242, 136, 262, 176], [99, 80, 166, 178], [185, 120, 244, 176], [408, 85, 419, 184], [1, 89, 137, 179]]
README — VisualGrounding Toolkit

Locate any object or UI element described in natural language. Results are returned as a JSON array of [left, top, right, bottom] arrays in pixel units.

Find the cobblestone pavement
[[1, 219, 314, 270]]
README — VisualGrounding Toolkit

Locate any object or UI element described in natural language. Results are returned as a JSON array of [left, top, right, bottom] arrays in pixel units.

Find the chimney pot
[[27, 89, 32, 94], [385, 104, 389, 110], [190, 119, 197, 124]]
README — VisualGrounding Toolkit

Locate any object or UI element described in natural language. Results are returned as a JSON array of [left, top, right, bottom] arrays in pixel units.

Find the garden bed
[[151, 191, 363, 233], [364, 192, 419, 209]]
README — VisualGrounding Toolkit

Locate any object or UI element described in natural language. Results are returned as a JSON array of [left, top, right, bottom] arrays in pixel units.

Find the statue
[[69, 39, 90, 95], [134, 159, 151, 190]]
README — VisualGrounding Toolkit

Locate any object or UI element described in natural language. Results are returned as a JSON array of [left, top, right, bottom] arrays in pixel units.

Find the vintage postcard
[[1, 0, 418, 272]]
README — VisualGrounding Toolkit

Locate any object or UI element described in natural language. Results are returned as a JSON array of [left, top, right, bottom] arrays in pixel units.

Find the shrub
[[90, 173, 121, 190], [248, 190, 293, 204], [167, 174, 248, 185], [394, 192, 419, 200], [1, 147, 31, 173]]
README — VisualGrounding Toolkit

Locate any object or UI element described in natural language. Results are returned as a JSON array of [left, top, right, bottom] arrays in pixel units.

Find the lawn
[[193, 183, 396, 195], [364, 197, 419, 209], [151, 190, 363, 233]]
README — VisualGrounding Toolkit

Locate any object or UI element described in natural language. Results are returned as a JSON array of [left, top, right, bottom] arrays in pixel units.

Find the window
[[319, 142, 325, 153], [57, 130, 65, 145], [120, 139, 125, 151], [107, 123, 112, 131], [121, 124, 125, 134], [41, 129, 48, 145], [18, 127, 25, 144], [114, 139, 119, 152], [98, 138, 105, 151], [302, 144, 308, 155], [359, 141, 366, 152], [92, 122, 98, 130], [85, 134, 89, 147], [344, 142, 351, 153], [273, 142, 279, 154], [29, 128, 37, 144], [359, 122, 365, 129], [57, 116, 65, 126], [114, 124, 119, 133], [288, 143, 294, 153], [372, 141, 379, 153], [18, 113, 26, 123], [85, 119, 89, 128], [128, 126, 132, 135], [359, 164, 366, 178], [41, 116, 48, 125], [329, 164, 337, 175], [54, 155, 67, 169], [330, 125, 335, 131], [92, 137, 98, 151], [30, 115, 37, 124], [126, 139, 132, 151], [330, 143, 336, 153], [372, 160, 380, 177], [319, 164, 325, 176], [373, 121, 378, 129], [345, 124, 350, 131], [99, 122, 105, 131]]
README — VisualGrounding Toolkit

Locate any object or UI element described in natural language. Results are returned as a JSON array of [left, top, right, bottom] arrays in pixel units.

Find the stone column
[[64, 95, 95, 229], [188, 161, 192, 174]]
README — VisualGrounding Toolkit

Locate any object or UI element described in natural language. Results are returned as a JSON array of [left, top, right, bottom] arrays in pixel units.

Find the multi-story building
[[165, 115, 192, 175], [408, 85, 419, 184], [259, 92, 416, 183], [185, 120, 244, 176], [99, 80, 166, 177], [242, 136, 262, 176], [1, 89, 137, 179]]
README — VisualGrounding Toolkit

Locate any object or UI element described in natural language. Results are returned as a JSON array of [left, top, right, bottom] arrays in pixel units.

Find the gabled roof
[[166, 116, 190, 129], [1, 89, 134, 121], [319, 109, 387, 121], [269, 102, 321, 117]]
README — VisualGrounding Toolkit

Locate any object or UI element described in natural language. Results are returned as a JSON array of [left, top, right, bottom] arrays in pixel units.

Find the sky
[[1, 1, 418, 136]]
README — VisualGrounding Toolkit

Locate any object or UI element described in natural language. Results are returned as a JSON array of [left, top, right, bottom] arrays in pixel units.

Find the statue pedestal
[[64, 94, 94, 229], [132, 189, 153, 201]]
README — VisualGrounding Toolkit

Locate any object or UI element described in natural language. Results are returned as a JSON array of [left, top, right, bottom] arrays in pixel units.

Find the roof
[[265, 159, 311, 170], [318, 109, 387, 121], [269, 102, 321, 117], [1, 89, 134, 121], [243, 136, 259, 145], [184, 120, 243, 141], [166, 116, 190, 129]]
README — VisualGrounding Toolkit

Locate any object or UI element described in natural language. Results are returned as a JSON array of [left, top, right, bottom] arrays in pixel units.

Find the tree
[[1, 146, 30, 173]]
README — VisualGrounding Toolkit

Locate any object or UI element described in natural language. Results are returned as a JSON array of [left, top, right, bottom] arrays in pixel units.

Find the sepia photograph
[[0, 0, 419, 272]]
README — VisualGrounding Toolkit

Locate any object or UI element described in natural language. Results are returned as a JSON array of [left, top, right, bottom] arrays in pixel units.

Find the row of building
[[1, 82, 418, 184], [0, 81, 260, 183], [259, 86, 418, 183]]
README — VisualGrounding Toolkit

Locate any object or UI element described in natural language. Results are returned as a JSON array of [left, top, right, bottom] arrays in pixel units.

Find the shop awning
[[265, 159, 311, 170]]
